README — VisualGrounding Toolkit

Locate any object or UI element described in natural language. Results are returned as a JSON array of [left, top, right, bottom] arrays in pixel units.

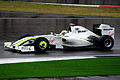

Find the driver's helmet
[[70, 23, 76, 26], [60, 30, 67, 36]]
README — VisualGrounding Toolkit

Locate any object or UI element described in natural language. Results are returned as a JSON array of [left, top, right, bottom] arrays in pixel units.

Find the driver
[[60, 30, 67, 36], [69, 23, 76, 32], [60, 23, 76, 36]]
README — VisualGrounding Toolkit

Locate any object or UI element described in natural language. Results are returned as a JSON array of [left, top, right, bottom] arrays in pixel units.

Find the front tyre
[[99, 35, 114, 50], [34, 37, 49, 52]]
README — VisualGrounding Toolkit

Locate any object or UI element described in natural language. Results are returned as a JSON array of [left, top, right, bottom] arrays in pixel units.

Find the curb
[[99, 5, 120, 8]]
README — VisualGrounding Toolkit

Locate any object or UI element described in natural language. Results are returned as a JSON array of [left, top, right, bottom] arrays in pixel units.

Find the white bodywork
[[61, 26, 97, 47], [4, 24, 115, 52], [98, 24, 114, 39]]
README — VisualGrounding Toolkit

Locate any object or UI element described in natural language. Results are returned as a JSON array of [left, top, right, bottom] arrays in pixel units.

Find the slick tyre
[[99, 35, 114, 50], [19, 34, 32, 39], [34, 37, 49, 52]]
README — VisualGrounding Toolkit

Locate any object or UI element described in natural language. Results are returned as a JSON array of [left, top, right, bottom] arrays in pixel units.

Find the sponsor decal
[[22, 46, 29, 50], [21, 46, 34, 51], [109, 33, 114, 36], [22, 46, 31, 50], [78, 30, 86, 33], [29, 47, 31, 50], [49, 38, 55, 44]]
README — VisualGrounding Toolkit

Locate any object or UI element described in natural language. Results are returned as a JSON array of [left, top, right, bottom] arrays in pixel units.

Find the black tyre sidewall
[[34, 37, 49, 52], [99, 35, 114, 50]]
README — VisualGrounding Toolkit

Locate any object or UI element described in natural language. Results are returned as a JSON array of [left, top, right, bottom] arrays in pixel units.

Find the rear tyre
[[99, 35, 114, 50], [34, 37, 49, 52]]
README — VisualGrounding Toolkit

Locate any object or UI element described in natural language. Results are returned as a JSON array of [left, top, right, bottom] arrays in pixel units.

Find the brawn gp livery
[[4, 24, 115, 52]]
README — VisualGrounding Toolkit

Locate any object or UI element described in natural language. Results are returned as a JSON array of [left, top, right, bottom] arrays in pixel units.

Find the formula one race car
[[4, 23, 115, 52]]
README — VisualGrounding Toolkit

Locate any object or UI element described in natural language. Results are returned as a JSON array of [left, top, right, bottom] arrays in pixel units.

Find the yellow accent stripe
[[12, 37, 38, 46], [4, 42, 8, 46], [80, 38, 89, 40], [96, 34, 100, 37]]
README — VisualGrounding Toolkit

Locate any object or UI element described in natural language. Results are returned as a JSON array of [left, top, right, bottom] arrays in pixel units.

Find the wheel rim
[[104, 39, 112, 47], [39, 41, 47, 50]]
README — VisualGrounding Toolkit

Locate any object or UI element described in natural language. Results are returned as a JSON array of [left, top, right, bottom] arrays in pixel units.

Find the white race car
[[4, 23, 115, 52]]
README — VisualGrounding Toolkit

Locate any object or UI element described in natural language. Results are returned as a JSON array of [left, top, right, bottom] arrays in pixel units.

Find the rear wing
[[93, 24, 115, 39]]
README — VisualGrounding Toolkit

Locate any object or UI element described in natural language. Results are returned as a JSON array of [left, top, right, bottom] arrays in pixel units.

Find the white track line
[[35, 3, 100, 7], [0, 56, 96, 64], [34, 2, 120, 8]]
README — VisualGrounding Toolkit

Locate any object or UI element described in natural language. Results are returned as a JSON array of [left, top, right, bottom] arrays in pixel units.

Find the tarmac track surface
[[0, 34, 120, 80], [0, 11, 119, 18], [0, 12, 120, 80], [0, 32, 120, 58], [0, 45, 120, 58]]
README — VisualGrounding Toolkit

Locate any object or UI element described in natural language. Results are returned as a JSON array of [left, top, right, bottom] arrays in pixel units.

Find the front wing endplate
[[4, 42, 35, 52]]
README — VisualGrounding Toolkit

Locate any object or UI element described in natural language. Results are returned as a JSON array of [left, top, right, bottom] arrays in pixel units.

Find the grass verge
[[0, 1, 120, 17], [0, 57, 120, 79]]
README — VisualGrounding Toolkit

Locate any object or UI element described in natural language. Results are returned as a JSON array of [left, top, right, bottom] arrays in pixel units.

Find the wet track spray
[[0, 18, 120, 80], [0, 18, 120, 58]]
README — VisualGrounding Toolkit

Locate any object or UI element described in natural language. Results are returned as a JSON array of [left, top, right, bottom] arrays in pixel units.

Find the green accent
[[39, 41, 47, 48], [71, 26, 73, 32], [62, 32, 67, 36], [80, 38, 89, 40], [4, 42, 8, 46], [61, 30, 67, 36], [84, 38, 89, 40], [0, 57, 120, 79], [12, 37, 38, 46], [96, 34, 101, 37]]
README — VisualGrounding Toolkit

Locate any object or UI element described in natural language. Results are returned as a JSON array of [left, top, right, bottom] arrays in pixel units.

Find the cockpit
[[60, 23, 88, 36]]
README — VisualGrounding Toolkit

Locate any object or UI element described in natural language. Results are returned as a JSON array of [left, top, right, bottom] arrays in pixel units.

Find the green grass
[[0, 1, 120, 17], [0, 57, 120, 79]]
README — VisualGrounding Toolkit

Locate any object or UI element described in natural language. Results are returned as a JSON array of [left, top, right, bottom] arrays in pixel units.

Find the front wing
[[4, 42, 35, 52]]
